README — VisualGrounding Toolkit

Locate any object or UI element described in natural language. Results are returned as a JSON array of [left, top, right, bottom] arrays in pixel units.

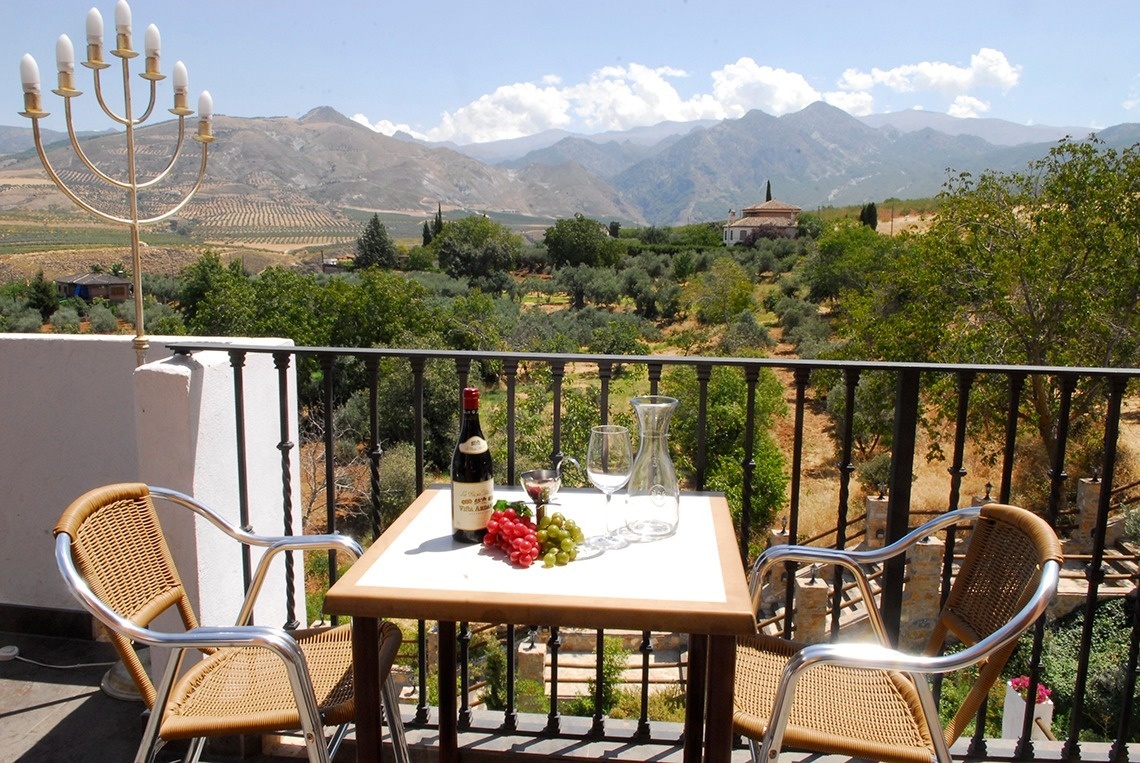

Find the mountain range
[[2, 103, 1136, 228]]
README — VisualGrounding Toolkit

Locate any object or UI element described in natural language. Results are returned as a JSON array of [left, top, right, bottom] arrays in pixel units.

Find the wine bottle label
[[457, 436, 489, 454], [452, 479, 494, 531]]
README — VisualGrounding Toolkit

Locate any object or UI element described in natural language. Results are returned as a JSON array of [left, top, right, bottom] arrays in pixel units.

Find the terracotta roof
[[726, 216, 796, 228], [741, 199, 802, 214]]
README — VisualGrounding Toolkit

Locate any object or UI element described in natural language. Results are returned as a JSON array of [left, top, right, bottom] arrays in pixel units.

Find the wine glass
[[584, 424, 633, 551]]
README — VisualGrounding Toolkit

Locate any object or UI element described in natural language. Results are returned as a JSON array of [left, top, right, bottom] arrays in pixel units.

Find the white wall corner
[[134, 340, 303, 630]]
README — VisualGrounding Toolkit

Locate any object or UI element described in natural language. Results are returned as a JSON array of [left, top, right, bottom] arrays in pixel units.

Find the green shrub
[[88, 304, 120, 334], [561, 636, 628, 717], [50, 306, 81, 333]]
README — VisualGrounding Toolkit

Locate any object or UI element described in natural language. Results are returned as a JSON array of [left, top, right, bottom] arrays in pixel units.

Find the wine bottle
[[451, 386, 494, 543]]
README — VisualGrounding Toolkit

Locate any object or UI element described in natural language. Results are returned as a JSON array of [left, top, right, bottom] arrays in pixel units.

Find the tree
[[543, 214, 622, 268], [355, 213, 399, 269], [432, 215, 522, 293], [802, 217, 900, 303], [433, 203, 444, 236], [858, 202, 878, 229], [26, 270, 58, 322], [835, 138, 1140, 463], [684, 257, 756, 325], [765, 179, 772, 202], [422, 220, 433, 247], [608, 221, 621, 238]]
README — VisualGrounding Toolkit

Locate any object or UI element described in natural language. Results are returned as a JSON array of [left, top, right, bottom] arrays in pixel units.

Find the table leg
[[438, 620, 458, 763], [352, 617, 382, 763], [684, 633, 708, 763], [704, 634, 737, 762]]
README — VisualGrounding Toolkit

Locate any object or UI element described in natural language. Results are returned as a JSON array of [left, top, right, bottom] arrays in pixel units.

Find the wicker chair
[[734, 503, 1062, 763], [54, 482, 409, 763]]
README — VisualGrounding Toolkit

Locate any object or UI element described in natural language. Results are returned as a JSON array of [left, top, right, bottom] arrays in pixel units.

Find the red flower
[[1011, 675, 1052, 704]]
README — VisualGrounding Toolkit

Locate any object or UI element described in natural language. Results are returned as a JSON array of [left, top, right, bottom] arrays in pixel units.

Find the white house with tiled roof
[[723, 199, 802, 245]]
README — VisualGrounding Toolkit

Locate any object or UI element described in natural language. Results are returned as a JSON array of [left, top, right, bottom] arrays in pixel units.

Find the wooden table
[[324, 486, 756, 762]]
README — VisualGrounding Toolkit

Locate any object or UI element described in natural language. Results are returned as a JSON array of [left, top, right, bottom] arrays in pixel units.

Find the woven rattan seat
[[733, 503, 1062, 763], [54, 482, 409, 763]]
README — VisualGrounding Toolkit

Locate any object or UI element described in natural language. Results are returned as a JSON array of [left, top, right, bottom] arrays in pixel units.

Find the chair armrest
[[148, 486, 364, 625], [239, 534, 363, 626], [750, 506, 986, 642]]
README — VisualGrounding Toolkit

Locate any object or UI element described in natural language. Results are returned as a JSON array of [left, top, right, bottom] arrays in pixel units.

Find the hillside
[[1, 104, 1136, 230]]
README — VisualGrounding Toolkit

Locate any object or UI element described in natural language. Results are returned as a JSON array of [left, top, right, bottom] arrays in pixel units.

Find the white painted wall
[[0, 334, 303, 632]]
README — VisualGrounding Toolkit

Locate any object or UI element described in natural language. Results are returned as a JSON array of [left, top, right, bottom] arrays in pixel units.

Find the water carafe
[[625, 395, 679, 539]]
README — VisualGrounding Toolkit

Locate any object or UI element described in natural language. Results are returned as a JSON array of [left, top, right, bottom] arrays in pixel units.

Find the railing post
[[319, 354, 338, 599], [999, 372, 1027, 504], [598, 360, 613, 425], [545, 626, 561, 734], [503, 624, 518, 732], [783, 367, 811, 639], [695, 363, 711, 490], [229, 349, 253, 600], [415, 620, 430, 724], [636, 630, 653, 738], [273, 350, 300, 630], [410, 357, 426, 496], [739, 366, 758, 561], [1064, 375, 1124, 763], [881, 367, 920, 643], [365, 355, 383, 541], [458, 622, 472, 729], [831, 367, 859, 638], [504, 358, 519, 485], [550, 361, 566, 466]]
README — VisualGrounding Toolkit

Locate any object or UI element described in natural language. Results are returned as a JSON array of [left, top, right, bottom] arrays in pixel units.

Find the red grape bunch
[[483, 500, 585, 568]]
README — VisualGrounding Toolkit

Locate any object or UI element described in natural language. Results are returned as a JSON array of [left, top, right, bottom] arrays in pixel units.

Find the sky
[[7, 1, 1140, 144]]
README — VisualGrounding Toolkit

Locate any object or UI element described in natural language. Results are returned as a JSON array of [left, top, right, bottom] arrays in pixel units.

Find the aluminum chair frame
[[739, 504, 1062, 763], [55, 483, 408, 763]]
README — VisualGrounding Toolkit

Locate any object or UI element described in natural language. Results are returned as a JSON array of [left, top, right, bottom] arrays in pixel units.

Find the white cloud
[[567, 63, 726, 131], [948, 95, 990, 118], [357, 47, 1023, 143], [823, 89, 875, 116], [711, 57, 820, 117], [427, 82, 574, 143], [847, 47, 1021, 96], [350, 114, 428, 140]]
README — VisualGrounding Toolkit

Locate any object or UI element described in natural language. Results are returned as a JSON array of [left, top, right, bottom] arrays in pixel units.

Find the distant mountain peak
[[298, 106, 361, 128]]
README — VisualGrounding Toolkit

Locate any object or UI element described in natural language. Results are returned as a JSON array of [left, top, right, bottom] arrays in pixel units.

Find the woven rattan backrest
[[54, 482, 200, 708], [926, 503, 1063, 744]]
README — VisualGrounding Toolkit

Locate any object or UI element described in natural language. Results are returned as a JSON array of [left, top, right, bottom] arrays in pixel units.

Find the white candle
[[56, 35, 75, 74], [144, 24, 160, 56], [172, 61, 188, 93], [86, 8, 104, 45], [115, 0, 131, 34], [198, 90, 213, 120], [20, 54, 40, 94]]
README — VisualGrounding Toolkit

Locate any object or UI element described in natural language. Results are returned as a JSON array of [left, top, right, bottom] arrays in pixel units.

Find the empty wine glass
[[584, 424, 633, 551]]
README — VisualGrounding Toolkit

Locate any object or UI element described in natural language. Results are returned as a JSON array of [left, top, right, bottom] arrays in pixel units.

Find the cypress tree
[[432, 203, 444, 236], [765, 180, 772, 202], [355, 213, 398, 269]]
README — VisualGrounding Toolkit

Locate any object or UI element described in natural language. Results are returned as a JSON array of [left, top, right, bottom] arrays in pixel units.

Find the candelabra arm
[[30, 120, 134, 225], [62, 97, 131, 190], [132, 76, 159, 125], [90, 65, 131, 127], [137, 141, 209, 224], [135, 117, 188, 191]]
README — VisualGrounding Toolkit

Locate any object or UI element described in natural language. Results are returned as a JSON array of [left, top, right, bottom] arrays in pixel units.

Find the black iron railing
[[165, 341, 1140, 758]]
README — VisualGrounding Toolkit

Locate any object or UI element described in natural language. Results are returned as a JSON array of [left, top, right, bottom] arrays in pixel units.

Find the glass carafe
[[625, 395, 680, 540]]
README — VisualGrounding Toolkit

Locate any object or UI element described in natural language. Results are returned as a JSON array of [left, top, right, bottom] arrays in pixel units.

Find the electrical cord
[[0, 645, 116, 669]]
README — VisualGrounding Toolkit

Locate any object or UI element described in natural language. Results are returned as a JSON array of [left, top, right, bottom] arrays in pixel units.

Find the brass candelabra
[[19, 0, 213, 364]]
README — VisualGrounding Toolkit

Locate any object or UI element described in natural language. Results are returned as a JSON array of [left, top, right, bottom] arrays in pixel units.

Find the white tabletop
[[326, 486, 756, 636], [356, 488, 727, 604]]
